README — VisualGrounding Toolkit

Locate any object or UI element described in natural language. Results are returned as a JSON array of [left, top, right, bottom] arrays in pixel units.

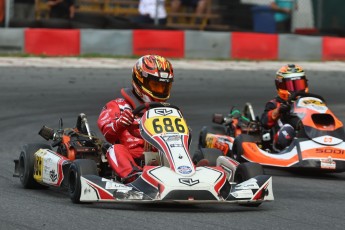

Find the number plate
[[144, 116, 188, 135]]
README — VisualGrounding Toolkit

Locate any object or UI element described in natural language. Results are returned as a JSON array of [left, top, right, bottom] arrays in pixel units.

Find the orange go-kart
[[197, 92, 345, 172]]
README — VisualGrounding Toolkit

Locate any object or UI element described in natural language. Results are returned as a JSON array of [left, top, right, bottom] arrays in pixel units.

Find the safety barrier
[[1, 28, 345, 61]]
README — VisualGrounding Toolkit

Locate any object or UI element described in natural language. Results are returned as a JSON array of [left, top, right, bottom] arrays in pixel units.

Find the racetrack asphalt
[[1, 60, 345, 230]]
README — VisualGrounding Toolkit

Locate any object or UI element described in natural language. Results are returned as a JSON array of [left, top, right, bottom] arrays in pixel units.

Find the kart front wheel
[[234, 162, 264, 207], [232, 134, 256, 162], [68, 159, 98, 204], [193, 148, 224, 166], [234, 162, 264, 183], [19, 143, 51, 189]]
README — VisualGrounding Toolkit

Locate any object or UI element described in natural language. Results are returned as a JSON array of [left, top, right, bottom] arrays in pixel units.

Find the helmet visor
[[143, 78, 173, 99], [277, 77, 307, 92]]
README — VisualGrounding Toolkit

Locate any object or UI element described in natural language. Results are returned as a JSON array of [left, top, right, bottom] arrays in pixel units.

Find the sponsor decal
[[231, 190, 254, 199], [49, 170, 57, 182], [298, 98, 328, 112], [170, 143, 183, 148], [235, 178, 259, 190], [154, 108, 173, 116], [316, 148, 344, 154], [84, 188, 92, 195], [164, 135, 181, 142], [179, 178, 200, 186], [105, 181, 132, 191], [177, 165, 192, 174], [320, 157, 336, 170], [302, 99, 325, 106]]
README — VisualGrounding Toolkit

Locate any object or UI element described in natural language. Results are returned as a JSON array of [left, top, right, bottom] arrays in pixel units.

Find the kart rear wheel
[[232, 134, 256, 162], [198, 125, 226, 148], [68, 159, 98, 204], [192, 148, 224, 166], [19, 143, 52, 189], [234, 162, 264, 207]]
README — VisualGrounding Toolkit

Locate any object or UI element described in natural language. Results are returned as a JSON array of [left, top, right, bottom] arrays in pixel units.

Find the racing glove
[[279, 103, 291, 114], [117, 109, 134, 128]]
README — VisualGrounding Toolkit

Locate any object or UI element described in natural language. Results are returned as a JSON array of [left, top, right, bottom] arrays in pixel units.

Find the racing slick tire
[[234, 162, 264, 207], [198, 125, 226, 148], [192, 148, 224, 166], [232, 134, 256, 162], [68, 159, 98, 204], [19, 143, 52, 189]]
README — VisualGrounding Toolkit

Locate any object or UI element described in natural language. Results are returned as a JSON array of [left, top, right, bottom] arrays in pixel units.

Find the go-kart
[[14, 102, 273, 206], [199, 92, 345, 172]]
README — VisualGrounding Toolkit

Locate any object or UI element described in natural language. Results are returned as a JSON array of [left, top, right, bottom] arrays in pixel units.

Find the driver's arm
[[97, 100, 132, 143], [261, 101, 280, 128]]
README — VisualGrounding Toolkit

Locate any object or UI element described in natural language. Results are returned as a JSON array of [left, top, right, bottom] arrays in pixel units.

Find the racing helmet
[[132, 55, 174, 102], [275, 64, 308, 101]]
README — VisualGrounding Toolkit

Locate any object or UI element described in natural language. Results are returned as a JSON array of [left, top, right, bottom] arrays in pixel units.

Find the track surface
[[1, 65, 345, 230]]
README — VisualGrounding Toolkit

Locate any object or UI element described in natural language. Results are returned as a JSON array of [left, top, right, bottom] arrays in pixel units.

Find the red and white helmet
[[132, 55, 174, 102], [275, 64, 308, 101]]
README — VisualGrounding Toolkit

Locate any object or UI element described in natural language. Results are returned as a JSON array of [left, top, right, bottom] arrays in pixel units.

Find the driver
[[97, 55, 174, 183], [261, 64, 309, 151]]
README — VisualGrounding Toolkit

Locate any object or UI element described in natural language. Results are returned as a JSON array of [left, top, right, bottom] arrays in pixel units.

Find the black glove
[[279, 103, 291, 114]]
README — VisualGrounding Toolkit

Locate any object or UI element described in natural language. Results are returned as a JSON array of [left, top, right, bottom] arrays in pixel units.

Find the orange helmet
[[275, 64, 308, 101], [132, 55, 174, 102]]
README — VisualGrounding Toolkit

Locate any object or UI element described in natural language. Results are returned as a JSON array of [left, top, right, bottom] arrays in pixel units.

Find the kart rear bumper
[[290, 159, 345, 172]]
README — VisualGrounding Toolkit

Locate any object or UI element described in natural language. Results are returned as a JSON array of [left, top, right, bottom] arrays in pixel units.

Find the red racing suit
[[97, 88, 145, 179]]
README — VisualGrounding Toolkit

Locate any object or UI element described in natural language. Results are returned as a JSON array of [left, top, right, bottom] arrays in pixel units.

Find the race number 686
[[152, 117, 186, 134]]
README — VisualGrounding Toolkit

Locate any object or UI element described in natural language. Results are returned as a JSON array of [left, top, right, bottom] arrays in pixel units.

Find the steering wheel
[[287, 92, 326, 104], [132, 102, 180, 116]]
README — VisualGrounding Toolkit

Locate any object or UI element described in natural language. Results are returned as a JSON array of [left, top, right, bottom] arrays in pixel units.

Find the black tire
[[234, 162, 264, 207], [234, 162, 264, 183], [68, 159, 98, 203], [198, 125, 226, 149], [232, 134, 256, 162], [192, 148, 224, 166], [198, 126, 208, 148], [19, 143, 52, 189]]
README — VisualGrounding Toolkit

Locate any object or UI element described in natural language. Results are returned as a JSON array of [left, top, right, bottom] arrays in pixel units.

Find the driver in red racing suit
[[97, 55, 174, 182], [261, 64, 309, 151]]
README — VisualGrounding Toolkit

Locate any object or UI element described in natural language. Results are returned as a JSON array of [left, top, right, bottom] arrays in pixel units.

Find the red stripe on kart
[[57, 158, 66, 186], [142, 167, 160, 189], [252, 181, 269, 201], [213, 167, 227, 193], [153, 136, 175, 170], [183, 135, 194, 165], [86, 180, 114, 200]]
